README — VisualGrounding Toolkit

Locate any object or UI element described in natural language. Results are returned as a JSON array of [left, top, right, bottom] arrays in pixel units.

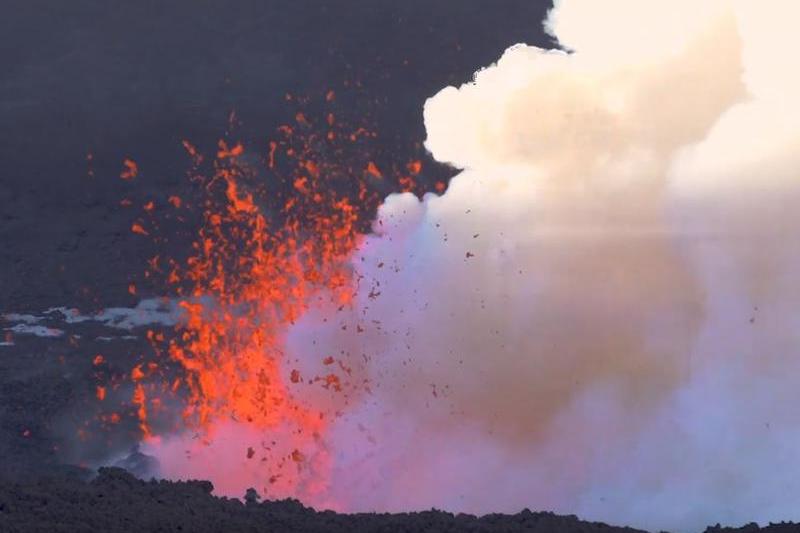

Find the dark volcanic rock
[[0, 467, 648, 533], [705, 524, 800, 533]]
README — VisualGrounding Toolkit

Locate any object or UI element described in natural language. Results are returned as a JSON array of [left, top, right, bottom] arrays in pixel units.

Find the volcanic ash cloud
[[289, 1, 800, 531]]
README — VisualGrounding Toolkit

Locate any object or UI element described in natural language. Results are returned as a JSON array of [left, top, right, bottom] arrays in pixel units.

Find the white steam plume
[[285, 1, 800, 531]]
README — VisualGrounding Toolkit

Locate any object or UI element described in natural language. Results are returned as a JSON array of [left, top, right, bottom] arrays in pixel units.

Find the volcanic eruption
[[3, 1, 800, 532], [97, 1, 800, 530]]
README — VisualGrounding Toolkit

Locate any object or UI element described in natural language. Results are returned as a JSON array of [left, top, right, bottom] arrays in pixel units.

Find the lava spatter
[[92, 92, 433, 502]]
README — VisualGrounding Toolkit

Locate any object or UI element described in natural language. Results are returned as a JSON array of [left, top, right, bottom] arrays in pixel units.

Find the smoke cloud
[[283, 1, 800, 531], [139, 2, 800, 531]]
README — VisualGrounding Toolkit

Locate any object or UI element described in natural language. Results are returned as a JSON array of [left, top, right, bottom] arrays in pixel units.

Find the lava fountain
[[109, 96, 429, 506]]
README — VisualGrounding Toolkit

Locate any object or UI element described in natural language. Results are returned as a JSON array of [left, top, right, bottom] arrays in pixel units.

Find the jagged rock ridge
[[0, 467, 649, 533]]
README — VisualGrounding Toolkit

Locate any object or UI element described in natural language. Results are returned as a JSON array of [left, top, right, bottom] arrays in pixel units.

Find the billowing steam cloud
[[283, 1, 800, 531], [140, 1, 800, 531]]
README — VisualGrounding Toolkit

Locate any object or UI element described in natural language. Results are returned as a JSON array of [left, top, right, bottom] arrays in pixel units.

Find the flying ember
[[95, 93, 430, 502]]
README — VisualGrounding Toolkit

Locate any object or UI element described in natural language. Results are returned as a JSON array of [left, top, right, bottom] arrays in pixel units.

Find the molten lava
[[99, 93, 430, 502]]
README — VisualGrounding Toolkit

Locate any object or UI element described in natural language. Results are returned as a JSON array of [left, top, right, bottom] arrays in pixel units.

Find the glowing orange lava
[[126, 95, 401, 502], [87, 91, 434, 502]]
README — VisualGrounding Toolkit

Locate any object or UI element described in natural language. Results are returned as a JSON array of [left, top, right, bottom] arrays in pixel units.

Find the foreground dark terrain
[[2, 468, 797, 533], [2, 468, 798, 533], [0, 467, 646, 533]]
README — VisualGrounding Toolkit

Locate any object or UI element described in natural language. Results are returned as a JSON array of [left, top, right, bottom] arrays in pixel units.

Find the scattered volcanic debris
[[0, 0, 555, 496]]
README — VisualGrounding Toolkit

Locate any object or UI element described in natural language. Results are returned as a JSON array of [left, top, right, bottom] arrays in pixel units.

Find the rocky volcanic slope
[[706, 525, 800, 533], [2, 468, 798, 533], [0, 467, 646, 533]]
